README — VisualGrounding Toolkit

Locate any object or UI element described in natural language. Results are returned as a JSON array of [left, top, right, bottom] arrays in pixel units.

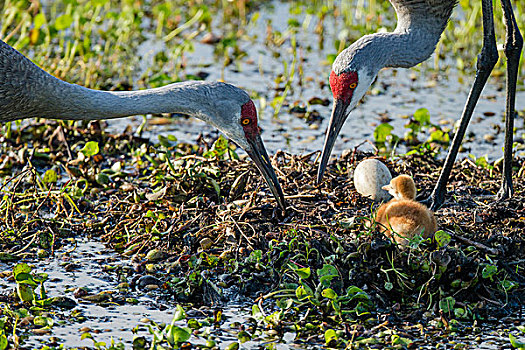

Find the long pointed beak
[[317, 98, 350, 184], [246, 135, 286, 212]]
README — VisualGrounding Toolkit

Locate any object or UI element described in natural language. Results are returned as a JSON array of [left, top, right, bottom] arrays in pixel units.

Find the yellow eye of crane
[[242, 118, 251, 125], [349, 83, 357, 89]]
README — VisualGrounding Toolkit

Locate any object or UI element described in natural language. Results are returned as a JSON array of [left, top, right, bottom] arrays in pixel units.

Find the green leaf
[[55, 14, 73, 30], [434, 230, 451, 247], [34, 316, 54, 327], [80, 141, 100, 157], [454, 307, 466, 319], [96, 173, 110, 185], [238, 330, 251, 343], [13, 263, 32, 278], [248, 250, 262, 263], [325, 329, 337, 345], [15, 272, 36, 284], [331, 300, 341, 314], [439, 296, 456, 313], [33, 273, 48, 284], [414, 108, 430, 125], [34, 13, 46, 29], [91, 0, 109, 5], [203, 135, 230, 160], [173, 305, 186, 322], [482, 264, 498, 280], [429, 129, 450, 143], [346, 286, 370, 300], [81, 332, 93, 340], [16, 283, 35, 302], [321, 288, 337, 300], [0, 333, 7, 350], [187, 319, 201, 330], [295, 267, 311, 280], [326, 53, 337, 65], [500, 280, 518, 292], [226, 342, 240, 350], [276, 298, 294, 310], [167, 326, 191, 344], [317, 264, 338, 287], [384, 281, 393, 291], [510, 333, 525, 349], [318, 264, 338, 277], [252, 304, 263, 320], [374, 123, 394, 144], [158, 135, 173, 148], [392, 335, 413, 346], [43, 169, 57, 183], [295, 285, 312, 301], [132, 337, 147, 349]]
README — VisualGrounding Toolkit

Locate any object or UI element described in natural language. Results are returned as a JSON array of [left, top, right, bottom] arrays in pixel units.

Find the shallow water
[[106, 0, 525, 161], [2, 238, 522, 349], [0, 238, 248, 348]]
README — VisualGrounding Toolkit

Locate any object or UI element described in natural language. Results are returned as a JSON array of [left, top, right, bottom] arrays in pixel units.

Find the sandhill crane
[[317, 0, 523, 210], [0, 39, 286, 211]]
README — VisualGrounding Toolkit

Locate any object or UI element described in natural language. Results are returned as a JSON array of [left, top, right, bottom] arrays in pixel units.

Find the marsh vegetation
[[0, 0, 524, 349]]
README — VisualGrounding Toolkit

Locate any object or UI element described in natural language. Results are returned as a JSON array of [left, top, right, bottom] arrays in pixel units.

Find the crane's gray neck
[[39, 82, 216, 121], [1, 76, 217, 124], [0, 40, 224, 125], [335, 30, 443, 79], [334, 11, 450, 77]]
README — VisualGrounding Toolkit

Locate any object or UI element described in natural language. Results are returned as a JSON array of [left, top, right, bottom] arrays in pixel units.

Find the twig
[[448, 231, 500, 255], [11, 231, 38, 256]]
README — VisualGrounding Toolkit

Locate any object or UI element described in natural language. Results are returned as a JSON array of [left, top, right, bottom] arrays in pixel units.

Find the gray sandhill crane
[[317, 0, 522, 210], [0, 39, 286, 211]]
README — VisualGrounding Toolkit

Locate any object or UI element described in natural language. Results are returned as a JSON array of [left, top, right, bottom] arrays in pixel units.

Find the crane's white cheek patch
[[348, 69, 376, 111]]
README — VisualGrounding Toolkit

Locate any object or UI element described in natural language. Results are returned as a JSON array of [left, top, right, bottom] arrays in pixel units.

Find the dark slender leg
[[496, 0, 523, 201], [426, 0, 499, 211]]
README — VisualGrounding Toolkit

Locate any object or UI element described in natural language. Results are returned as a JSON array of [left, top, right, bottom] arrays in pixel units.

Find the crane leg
[[496, 0, 523, 201], [425, 0, 499, 211]]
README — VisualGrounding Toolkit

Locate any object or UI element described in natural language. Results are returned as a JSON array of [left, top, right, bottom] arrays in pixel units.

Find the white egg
[[353, 159, 392, 202]]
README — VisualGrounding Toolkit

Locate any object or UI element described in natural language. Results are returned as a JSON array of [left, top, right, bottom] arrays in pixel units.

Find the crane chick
[[375, 175, 437, 246]]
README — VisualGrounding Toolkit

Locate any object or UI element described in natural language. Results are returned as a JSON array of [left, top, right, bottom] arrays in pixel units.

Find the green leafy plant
[[146, 305, 192, 347], [80, 141, 100, 158]]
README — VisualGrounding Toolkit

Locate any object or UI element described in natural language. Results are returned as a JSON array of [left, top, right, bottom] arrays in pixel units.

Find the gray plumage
[[333, 0, 457, 75], [320, 0, 523, 211], [0, 40, 249, 135], [0, 39, 287, 211]]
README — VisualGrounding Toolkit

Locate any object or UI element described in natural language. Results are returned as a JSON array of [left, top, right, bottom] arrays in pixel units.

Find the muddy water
[[106, 1, 525, 161], [2, 239, 521, 348], [1, 238, 250, 348], [4, 239, 171, 347]]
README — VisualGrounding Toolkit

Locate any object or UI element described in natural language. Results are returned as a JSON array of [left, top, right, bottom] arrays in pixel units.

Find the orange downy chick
[[375, 175, 437, 245]]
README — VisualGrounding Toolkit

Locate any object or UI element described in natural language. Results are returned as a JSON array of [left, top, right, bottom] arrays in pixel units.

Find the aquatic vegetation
[[0, 0, 524, 348], [0, 120, 523, 348], [373, 107, 451, 157]]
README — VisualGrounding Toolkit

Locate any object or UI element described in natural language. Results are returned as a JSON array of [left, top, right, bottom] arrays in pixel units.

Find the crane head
[[316, 63, 376, 183], [239, 99, 286, 212], [208, 88, 286, 212]]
